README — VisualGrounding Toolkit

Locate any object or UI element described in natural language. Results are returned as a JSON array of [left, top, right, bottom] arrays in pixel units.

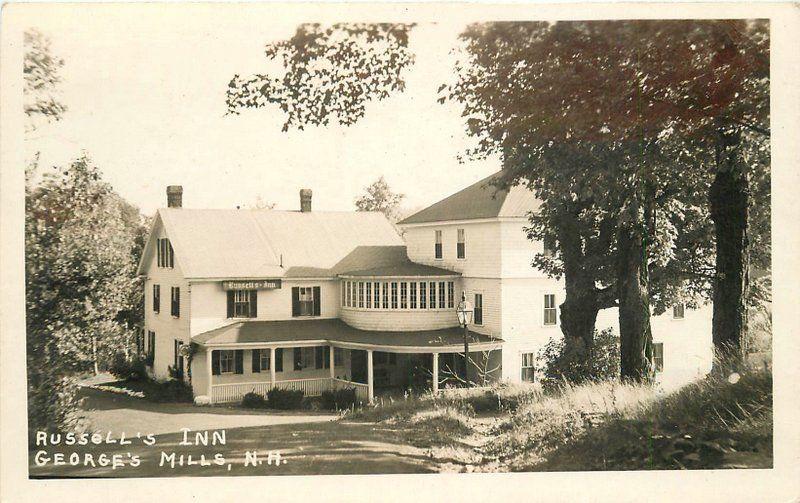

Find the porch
[[191, 319, 503, 405]]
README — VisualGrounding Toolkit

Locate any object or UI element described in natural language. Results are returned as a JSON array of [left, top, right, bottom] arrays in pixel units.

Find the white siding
[[403, 221, 502, 278]]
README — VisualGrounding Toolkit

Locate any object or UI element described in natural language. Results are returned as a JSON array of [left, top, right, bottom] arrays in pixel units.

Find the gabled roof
[[194, 318, 501, 350], [397, 170, 540, 225], [137, 209, 404, 279]]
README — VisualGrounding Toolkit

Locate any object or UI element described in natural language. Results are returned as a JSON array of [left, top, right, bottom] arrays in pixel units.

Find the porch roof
[[193, 319, 502, 352]]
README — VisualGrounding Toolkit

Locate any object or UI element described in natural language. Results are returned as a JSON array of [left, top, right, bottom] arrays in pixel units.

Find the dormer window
[[457, 229, 466, 259], [434, 230, 443, 259], [156, 238, 174, 268]]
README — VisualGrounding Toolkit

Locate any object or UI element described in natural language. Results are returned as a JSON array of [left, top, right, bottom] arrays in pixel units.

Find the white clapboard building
[[137, 174, 713, 404]]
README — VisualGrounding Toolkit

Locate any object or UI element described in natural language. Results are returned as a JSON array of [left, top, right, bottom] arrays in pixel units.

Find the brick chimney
[[167, 185, 183, 208], [299, 189, 312, 212]]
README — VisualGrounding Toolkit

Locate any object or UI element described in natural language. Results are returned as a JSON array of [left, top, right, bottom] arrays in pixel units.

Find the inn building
[[137, 173, 713, 404]]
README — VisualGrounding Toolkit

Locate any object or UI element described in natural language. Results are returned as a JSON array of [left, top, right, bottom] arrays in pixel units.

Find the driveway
[[29, 387, 440, 477]]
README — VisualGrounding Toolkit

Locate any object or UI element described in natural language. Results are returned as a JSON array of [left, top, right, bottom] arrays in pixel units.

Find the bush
[[267, 388, 304, 409], [536, 328, 620, 389], [321, 388, 358, 410], [108, 352, 148, 381], [148, 379, 193, 403], [242, 391, 267, 409]]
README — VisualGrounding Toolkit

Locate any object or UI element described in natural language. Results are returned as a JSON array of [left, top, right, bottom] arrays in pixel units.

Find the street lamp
[[456, 291, 473, 386]]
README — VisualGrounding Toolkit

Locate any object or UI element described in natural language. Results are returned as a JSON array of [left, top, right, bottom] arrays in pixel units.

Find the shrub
[[148, 379, 193, 403], [321, 388, 358, 410], [536, 328, 620, 389], [109, 352, 148, 381], [242, 391, 267, 409], [267, 388, 304, 410]]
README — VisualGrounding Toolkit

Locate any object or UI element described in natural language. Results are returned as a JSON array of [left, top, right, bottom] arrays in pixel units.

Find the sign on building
[[221, 279, 282, 291]]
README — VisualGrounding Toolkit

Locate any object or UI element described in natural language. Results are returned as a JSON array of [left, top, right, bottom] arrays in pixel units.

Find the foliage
[[26, 155, 146, 374], [241, 391, 268, 409], [24, 29, 66, 129], [536, 329, 621, 389], [320, 388, 358, 410], [266, 388, 305, 410], [226, 23, 415, 131], [103, 378, 193, 403], [400, 356, 431, 392], [354, 176, 405, 222], [27, 375, 86, 438], [108, 352, 148, 381]]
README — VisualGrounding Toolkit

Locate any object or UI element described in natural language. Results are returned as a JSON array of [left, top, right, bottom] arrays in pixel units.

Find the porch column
[[367, 349, 374, 403], [329, 345, 335, 379], [207, 349, 214, 404], [270, 347, 276, 384], [432, 353, 439, 394]]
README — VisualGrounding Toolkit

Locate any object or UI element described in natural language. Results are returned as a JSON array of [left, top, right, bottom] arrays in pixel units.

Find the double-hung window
[[457, 229, 466, 259], [652, 343, 664, 372], [521, 352, 535, 382], [447, 281, 454, 309], [382, 282, 389, 309], [429, 282, 437, 309], [365, 283, 372, 309], [543, 236, 556, 258], [171, 287, 180, 317], [298, 287, 315, 316], [400, 282, 408, 309], [438, 281, 446, 308], [358, 282, 365, 308], [219, 350, 235, 374], [434, 230, 443, 259], [673, 304, 685, 320], [259, 350, 271, 371], [233, 290, 251, 317], [153, 284, 160, 313], [373, 282, 380, 308], [391, 282, 398, 309], [156, 238, 174, 268], [543, 294, 557, 326], [419, 282, 427, 309], [410, 282, 417, 309], [474, 293, 483, 325]]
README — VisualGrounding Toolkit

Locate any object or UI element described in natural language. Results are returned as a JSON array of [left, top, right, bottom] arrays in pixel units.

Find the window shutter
[[227, 291, 234, 318], [294, 348, 302, 370], [234, 350, 244, 374], [275, 348, 283, 372], [250, 290, 258, 318], [252, 349, 261, 373], [211, 350, 220, 375], [315, 347, 324, 369], [313, 286, 321, 316], [291, 287, 300, 317]]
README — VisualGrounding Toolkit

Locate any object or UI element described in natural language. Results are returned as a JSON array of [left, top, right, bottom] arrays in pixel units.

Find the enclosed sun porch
[[188, 319, 503, 404]]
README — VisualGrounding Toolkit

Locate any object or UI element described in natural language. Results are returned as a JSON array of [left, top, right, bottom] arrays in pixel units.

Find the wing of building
[[138, 176, 712, 404]]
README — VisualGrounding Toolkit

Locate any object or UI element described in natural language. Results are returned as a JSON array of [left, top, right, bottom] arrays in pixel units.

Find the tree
[[24, 29, 66, 131], [26, 155, 144, 381], [226, 23, 415, 130], [442, 20, 766, 376], [354, 176, 405, 222]]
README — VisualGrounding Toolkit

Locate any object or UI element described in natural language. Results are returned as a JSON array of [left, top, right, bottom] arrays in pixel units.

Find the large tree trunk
[[616, 204, 654, 382], [709, 129, 750, 364]]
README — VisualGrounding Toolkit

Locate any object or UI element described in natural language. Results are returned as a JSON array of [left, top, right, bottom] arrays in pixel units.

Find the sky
[[24, 7, 500, 217]]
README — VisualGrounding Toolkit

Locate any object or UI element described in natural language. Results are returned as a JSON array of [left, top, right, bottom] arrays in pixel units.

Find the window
[[521, 352, 535, 382], [156, 238, 174, 268], [447, 281, 455, 309], [358, 281, 364, 308], [259, 350, 270, 371], [146, 331, 155, 363], [373, 282, 380, 308], [153, 284, 160, 313], [410, 282, 417, 309], [543, 236, 556, 258], [345, 282, 351, 308], [543, 294, 557, 325], [382, 282, 389, 309], [314, 346, 331, 369], [420, 282, 427, 309], [673, 304, 685, 319], [457, 228, 466, 259], [294, 347, 315, 370], [219, 350, 235, 374], [341, 282, 346, 307], [234, 290, 250, 317], [365, 282, 372, 309], [474, 294, 483, 325], [434, 230, 443, 259], [391, 282, 398, 309], [400, 282, 408, 309], [334, 348, 344, 367], [298, 287, 315, 316], [429, 282, 437, 309], [171, 287, 180, 317], [438, 281, 446, 308], [652, 343, 664, 372]]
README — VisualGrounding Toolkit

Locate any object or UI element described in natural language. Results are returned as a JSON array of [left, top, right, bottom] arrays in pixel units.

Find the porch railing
[[210, 377, 371, 404]]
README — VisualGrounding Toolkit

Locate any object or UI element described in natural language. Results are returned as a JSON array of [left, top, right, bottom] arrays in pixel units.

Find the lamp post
[[456, 291, 473, 386]]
